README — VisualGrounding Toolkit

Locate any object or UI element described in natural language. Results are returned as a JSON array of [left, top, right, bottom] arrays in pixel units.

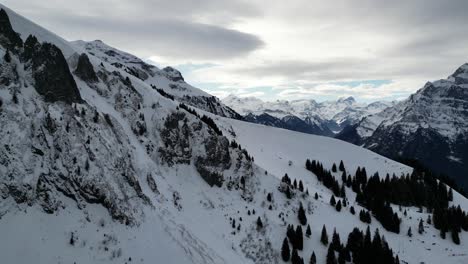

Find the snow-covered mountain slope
[[71, 40, 241, 119], [216, 117, 468, 264], [222, 94, 394, 135], [337, 63, 468, 189], [1, 4, 468, 264]]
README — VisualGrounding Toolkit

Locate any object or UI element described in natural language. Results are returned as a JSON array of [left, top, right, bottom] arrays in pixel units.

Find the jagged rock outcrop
[[159, 112, 193, 166], [0, 9, 22, 51], [195, 135, 231, 187], [23, 36, 82, 104], [158, 110, 234, 187], [162, 66, 184, 82], [74, 53, 98, 82]]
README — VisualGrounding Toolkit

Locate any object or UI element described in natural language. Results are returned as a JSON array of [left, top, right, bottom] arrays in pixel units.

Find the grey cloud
[[232, 58, 377, 81], [2, 0, 264, 59]]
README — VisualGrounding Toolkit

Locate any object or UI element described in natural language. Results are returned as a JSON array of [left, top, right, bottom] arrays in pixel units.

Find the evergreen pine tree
[[407, 227, 412, 237], [314, 193, 319, 200], [321, 225, 329, 245], [330, 195, 336, 206], [335, 200, 342, 212], [298, 202, 307, 225], [440, 227, 447, 239], [338, 249, 346, 264], [331, 229, 342, 251], [332, 163, 337, 172], [267, 193, 272, 202], [452, 230, 460, 245], [339, 160, 345, 171], [287, 224, 296, 242], [281, 237, 290, 261], [340, 185, 346, 198], [256, 217, 263, 229], [306, 224, 312, 238], [291, 248, 300, 264], [350, 206, 355, 215], [418, 219, 424, 234], [309, 252, 316, 264], [326, 245, 337, 264], [286, 186, 292, 199], [299, 181, 304, 192], [295, 225, 304, 250]]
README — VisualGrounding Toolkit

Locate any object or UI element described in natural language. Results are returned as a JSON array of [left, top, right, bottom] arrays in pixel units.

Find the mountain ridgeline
[[337, 64, 468, 190], [223, 95, 394, 136], [0, 4, 468, 264]]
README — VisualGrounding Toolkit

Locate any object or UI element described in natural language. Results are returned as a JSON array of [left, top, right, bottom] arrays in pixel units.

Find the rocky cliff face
[[0, 8, 252, 226]]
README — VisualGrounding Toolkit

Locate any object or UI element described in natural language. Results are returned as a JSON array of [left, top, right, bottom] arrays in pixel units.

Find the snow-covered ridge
[[71, 39, 241, 119]]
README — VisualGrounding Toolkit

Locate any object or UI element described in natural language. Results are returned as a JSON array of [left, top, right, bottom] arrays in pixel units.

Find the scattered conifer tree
[[452, 230, 460, 245], [256, 217, 263, 229], [295, 225, 304, 250], [298, 202, 307, 225], [309, 252, 316, 264], [321, 225, 329, 245], [291, 248, 302, 264], [407, 227, 412, 237], [335, 200, 342, 212], [418, 219, 424, 234], [306, 224, 312, 238], [326, 245, 337, 264], [281, 237, 290, 261], [339, 160, 345, 171]]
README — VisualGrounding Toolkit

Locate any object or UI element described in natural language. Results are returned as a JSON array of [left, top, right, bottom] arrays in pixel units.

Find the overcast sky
[[4, 0, 468, 102]]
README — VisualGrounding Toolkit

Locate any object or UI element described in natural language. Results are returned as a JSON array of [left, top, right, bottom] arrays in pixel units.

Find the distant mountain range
[[337, 63, 468, 189], [222, 94, 395, 136]]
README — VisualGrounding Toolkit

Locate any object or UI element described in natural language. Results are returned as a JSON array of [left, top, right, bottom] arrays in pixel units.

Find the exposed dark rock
[[147, 174, 159, 194], [0, 9, 23, 51], [74, 53, 98, 82], [195, 158, 224, 187], [195, 136, 231, 187], [162, 66, 184, 82], [244, 113, 333, 136], [159, 112, 192, 166], [182, 95, 243, 120], [30, 42, 83, 103]]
